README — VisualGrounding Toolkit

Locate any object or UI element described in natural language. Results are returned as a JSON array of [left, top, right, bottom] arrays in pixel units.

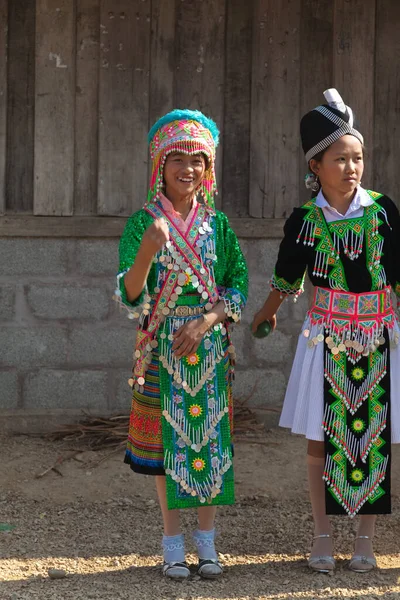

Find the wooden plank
[[373, 0, 400, 204], [0, 1, 7, 215], [333, 0, 376, 188], [34, 0, 76, 215], [250, 0, 301, 219], [298, 0, 333, 205], [0, 215, 286, 239], [149, 0, 175, 126], [0, 215, 128, 237], [74, 0, 100, 215], [222, 0, 252, 217], [97, 0, 151, 216], [174, 0, 225, 209], [148, 0, 176, 185], [6, 0, 35, 213]]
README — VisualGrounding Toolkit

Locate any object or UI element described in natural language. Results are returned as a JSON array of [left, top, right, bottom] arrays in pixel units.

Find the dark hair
[[201, 152, 211, 171], [309, 149, 326, 168]]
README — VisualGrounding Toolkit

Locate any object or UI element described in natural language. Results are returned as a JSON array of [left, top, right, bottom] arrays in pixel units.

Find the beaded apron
[[129, 202, 235, 509], [305, 286, 398, 516]]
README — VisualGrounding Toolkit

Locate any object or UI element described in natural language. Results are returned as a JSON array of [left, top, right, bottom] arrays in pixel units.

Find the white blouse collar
[[315, 186, 374, 217]]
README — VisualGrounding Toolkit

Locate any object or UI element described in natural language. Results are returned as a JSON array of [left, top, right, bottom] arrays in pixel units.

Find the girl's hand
[[141, 218, 170, 256], [251, 309, 277, 334], [172, 317, 208, 359]]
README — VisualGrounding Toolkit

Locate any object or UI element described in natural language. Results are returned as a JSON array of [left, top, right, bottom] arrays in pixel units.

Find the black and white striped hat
[[300, 89, 364, 162]]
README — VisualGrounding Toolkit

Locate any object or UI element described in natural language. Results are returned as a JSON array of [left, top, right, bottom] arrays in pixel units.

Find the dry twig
[[35, 452, 80, 479]]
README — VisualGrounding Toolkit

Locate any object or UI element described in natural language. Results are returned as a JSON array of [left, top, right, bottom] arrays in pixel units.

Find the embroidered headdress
[[147, 109, 219, 208], [301, 89, 364, 163]]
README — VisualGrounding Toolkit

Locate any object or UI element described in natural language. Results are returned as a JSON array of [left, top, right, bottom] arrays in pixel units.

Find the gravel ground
[[1, 429, 400, 600]]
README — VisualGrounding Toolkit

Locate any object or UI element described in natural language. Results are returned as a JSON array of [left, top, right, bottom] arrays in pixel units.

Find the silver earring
[[311, 178, 320, 192], [304, 173, 320, 192]]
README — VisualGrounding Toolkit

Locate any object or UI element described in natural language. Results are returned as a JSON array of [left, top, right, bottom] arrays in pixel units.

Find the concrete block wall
[[0, 237, 308, 432]]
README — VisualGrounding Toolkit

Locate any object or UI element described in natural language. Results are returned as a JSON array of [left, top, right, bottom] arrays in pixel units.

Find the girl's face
[[310, 135, 364, 195], [163, 152, 206, 198]]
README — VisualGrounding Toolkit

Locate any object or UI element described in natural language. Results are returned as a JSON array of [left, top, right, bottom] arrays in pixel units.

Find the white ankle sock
[[162, 533, 185, 564], [193, 529, 218, 561]]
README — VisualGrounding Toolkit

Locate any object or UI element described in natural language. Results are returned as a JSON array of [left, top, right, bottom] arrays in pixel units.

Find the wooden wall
[[0, 0, 399, 222]]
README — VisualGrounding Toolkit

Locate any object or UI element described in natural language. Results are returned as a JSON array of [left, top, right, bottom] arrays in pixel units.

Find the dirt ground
[[1, 428, 400, 600]]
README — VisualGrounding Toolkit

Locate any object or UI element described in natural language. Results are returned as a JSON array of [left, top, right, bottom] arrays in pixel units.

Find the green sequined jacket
[[116, 206, 248, 323]]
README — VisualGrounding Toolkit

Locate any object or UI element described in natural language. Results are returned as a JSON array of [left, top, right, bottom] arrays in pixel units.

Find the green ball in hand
[[251, 320, 272, 338]]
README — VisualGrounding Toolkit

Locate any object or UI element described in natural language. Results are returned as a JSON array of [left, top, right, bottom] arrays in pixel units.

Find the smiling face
[[163, 152, 207, 200], [310, 135, 364, 196]]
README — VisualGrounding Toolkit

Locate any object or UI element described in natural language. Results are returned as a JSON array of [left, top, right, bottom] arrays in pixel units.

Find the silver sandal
[[197, 558, 223, 579], [162, 561, 190, 580], [349, 535, 377, 573], [308, 534, 335, 573]]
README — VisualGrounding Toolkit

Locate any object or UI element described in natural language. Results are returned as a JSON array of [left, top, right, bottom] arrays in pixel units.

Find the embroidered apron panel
[[305, 286, 396, 517]]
